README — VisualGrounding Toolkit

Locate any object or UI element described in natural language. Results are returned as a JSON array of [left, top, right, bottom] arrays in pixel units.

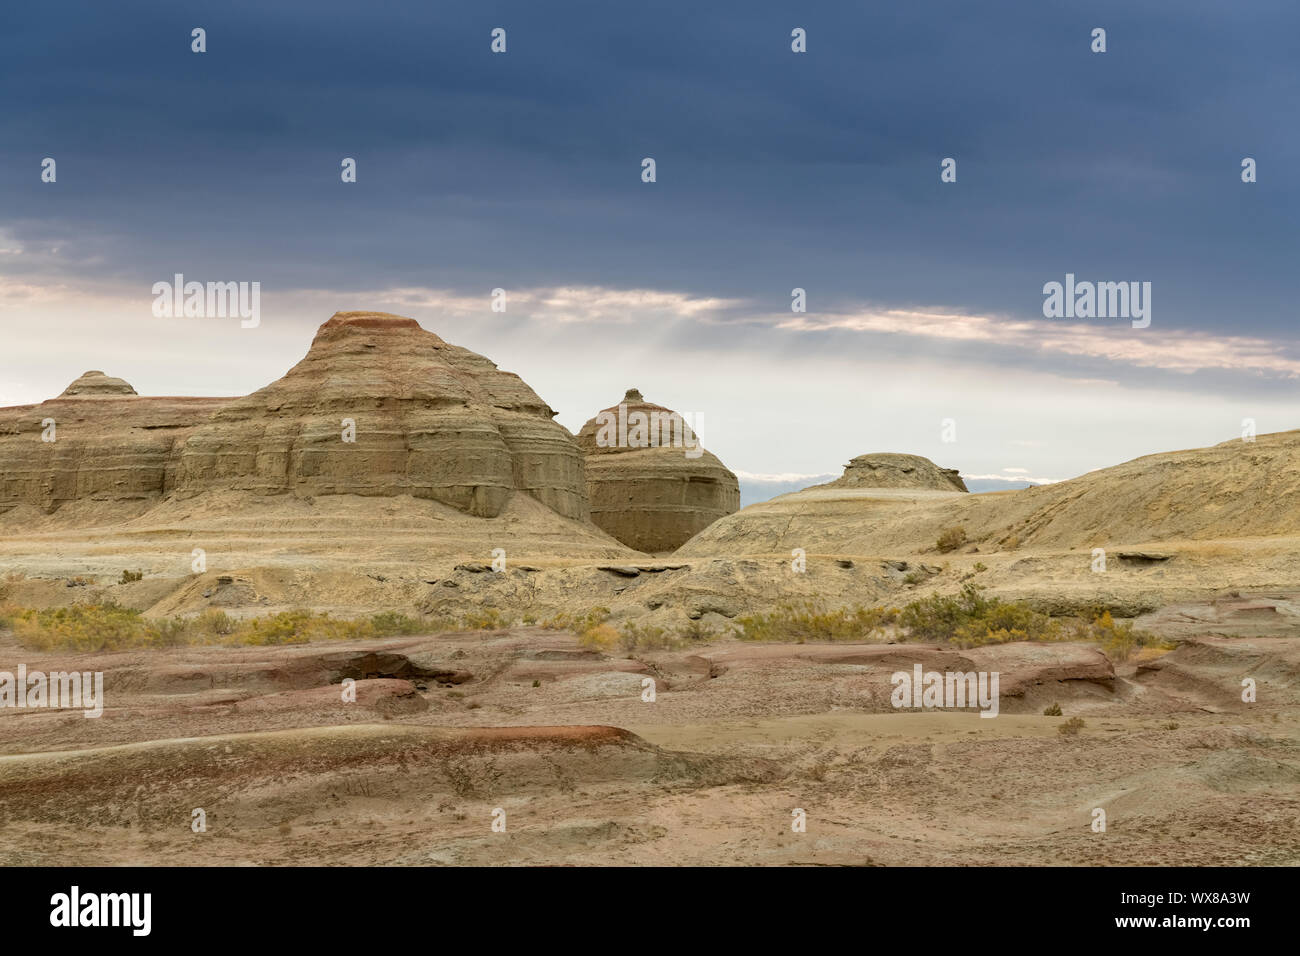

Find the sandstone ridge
[[682, 431, 1300, 560], [0, 312, 590, 523]]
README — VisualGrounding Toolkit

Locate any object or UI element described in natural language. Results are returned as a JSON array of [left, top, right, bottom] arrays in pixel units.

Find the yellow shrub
[[577, 623, 619, 651]]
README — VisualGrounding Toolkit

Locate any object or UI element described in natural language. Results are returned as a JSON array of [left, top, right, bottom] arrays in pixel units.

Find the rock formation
[[683, 431, 1300, 564], [59, 371, 138, 397], [678, 451, 968, 557], [0, 313, 589, 522], [0, 373, 231, 515], [575, 388, 739, 552], [812, 452, 968, 493], [172, 312, 589, 520]]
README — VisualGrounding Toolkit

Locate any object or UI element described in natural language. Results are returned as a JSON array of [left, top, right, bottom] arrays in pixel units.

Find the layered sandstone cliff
[[171, 312, 589, 520], [0, 313, 590, 523], [0, 374, 231, 516], [575, 388, 739, 552]]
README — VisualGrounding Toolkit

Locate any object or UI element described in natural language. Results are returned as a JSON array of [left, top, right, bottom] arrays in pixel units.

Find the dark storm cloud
[[1, 0, 1296, 333]]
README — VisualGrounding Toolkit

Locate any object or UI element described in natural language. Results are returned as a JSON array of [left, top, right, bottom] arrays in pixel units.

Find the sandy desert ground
[[1, 602, 1297, 866], [3, 314, 1299, 866]]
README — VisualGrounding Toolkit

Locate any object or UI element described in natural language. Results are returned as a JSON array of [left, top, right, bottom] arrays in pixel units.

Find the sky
[[2, 1, 1297, 495]]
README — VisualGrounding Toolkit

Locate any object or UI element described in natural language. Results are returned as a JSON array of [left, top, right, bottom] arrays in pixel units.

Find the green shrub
[[369, 610, 425, 636], [461, 607, 511, 630], [542, 606, 615, 650], [618, 621, 665, 653], [614, 618, 723, 653], [239, 610, 319, 645], [1060, 610, 1169, 661], [9, 602, 153, 652], [1043, 702, 1063, 716], [6, 602, 448, 650], [735, 602, 897, 643], [195, 608, 238, 636], [899, 583, 1057, 647], [676, 619, 718, 643], [543, 606, 610, 633], [119, 570, 144, 584]]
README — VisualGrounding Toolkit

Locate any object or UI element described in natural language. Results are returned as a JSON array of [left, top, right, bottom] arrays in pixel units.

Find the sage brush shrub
[[576, 623, 619, 651], [734, 584, 1163, 649], [935, 526, 968, 553], [1061, 610, 1168, 660], [676, 619, 718, 643], [896, 583, 1045, 644], [735, 602, 898, 643], [618, 621, 669, 653], [368, 610, 425, 636], [9, 602, 154, 651], [543, 606, 621, 651], [5, 604, 506, 650], [459, 607, 509, 631], [1058, 717, 1086, 736]]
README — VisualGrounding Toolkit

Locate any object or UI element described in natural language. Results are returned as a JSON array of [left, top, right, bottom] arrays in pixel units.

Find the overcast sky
[[2, 1, 1297, 488]]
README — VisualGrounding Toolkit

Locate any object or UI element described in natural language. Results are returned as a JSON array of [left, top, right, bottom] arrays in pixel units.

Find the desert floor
[[1, 605, 1297, 866]]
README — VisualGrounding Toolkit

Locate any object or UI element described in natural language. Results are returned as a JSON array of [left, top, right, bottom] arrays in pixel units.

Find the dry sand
[[1, 613, 1296, 866]]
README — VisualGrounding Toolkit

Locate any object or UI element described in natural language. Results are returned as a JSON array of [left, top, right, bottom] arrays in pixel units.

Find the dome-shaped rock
[[59, 371, 138, 397], [575, 388, 739, 552]]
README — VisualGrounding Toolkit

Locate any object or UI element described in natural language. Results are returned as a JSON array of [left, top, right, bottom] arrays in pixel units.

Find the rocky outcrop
[[814, 453, 967, 492], [171, 312, 589, 520], [60, 371, 138, 397], [677, 451, 971, 558], [0, 313, 591, 523], [0, 374, 231, 515], [575, 388, 739, 552]]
